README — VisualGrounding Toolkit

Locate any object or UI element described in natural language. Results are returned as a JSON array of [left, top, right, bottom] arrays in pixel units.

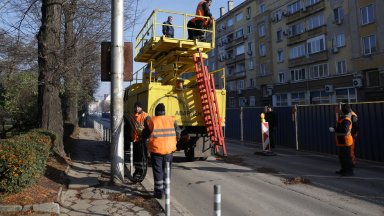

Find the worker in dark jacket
[[195, 0, 214, 40], [162, 16, 174, 38], [264, 105, 278, 149], [125, 102, 150, 180], [330, 104, 354, 176], [141, 103, 180, 199], [348, 108, 358, 167]]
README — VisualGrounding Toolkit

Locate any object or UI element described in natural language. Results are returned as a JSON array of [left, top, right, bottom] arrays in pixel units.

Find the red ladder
[[193, 50, 227, 156]]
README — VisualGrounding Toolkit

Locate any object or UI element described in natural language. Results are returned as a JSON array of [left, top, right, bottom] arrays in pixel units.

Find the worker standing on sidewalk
[[125, 101, 150, 180], [330, 104, 354, 176], [141, 103, 180, 199], [348, 107, 359, 167]]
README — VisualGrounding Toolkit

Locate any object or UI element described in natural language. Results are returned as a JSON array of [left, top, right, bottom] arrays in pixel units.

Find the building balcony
[[226, 71, 246, 81], [288, 50, 328, 68], [286, 0, 325, 25], [225, 53, 246, 65], [287, 25, 327, 46]]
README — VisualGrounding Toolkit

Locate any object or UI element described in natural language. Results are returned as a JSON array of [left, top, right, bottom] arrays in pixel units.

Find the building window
[[307, 14, 324, 30], [209, 62, 216, 71], [336, 60, 347, 74], [235, 29, 244, 39], [277, 29, 283, 42], [273, 9, 283, 22], [362, 35, 376, 55], [226, 81, 234, 91], [236, 63, 245, 74], [227, 18, 234, 27], [277, 49, 284, 62], [259, 43, 266, 56], [307, 0, 319, 6], [247, 7, 251, 16], [291, 92, 307, 105], [334, 34, 345, 48], [334, 7, 344, 23], [258, 23, 266, 37], [249, 78, 255, 87], [237, 79, 245, 89], [307, 35, 325, 54], [259, 4, 266, 13], [309, 63, 328, 78], [279, 72, 285, 83], [229, 97, 235, 107], [247, 25, 252, 34], [249, 96, 256, 106], [336, 88, 357, 103], [289, 44, 306, 59], [310, 90, 330, 104], [290, 22, 305, 37], [236, 44, 245, 55], [361, 4, 374, 25], [259, 64, 267, 76], [366, 70, 384, 87], [275, 94, 288, 107], [288, 1, 301, 14], [248, 59, 254, 70], [290, 68, 306, 81], [236, 12, 244, 22], [239, 97, 247, 107]]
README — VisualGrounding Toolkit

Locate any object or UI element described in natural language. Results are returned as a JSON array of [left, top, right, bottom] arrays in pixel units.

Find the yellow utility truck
[[124, 10, 226, 161]]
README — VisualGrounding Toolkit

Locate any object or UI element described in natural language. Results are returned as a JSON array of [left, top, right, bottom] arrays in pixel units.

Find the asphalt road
[[142, 140, 384, 216]]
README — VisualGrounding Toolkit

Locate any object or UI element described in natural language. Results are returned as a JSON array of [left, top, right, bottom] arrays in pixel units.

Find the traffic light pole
[[110, 0, 124, 185]]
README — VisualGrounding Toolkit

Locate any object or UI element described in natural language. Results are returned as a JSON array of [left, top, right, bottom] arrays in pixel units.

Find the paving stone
[[22, 205, 32, 211], [70, 202, 92, 211], [32, 202, 60, 214], [88, 204, 109, 213], [60, 206, 71, 213], [90, 199, 110, 206], [73, 199, 91, 206], [131, 206, 144, 212], [0, 205, 22, 212], [137, 210, 152, 216]]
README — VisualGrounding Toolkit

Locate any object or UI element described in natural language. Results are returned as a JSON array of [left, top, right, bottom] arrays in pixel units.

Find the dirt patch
[[256, 167, 279, 174], [282, 176, 311, 185], [108, 193, 162, 215], [218, 155, 247, 166]]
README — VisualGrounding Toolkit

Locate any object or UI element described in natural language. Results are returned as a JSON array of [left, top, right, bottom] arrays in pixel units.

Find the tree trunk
[[63, 0, 78, 126], [37, 0, 65, 156]]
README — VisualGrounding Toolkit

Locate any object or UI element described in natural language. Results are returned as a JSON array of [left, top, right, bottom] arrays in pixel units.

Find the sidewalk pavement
[[59, 128, 162, 216]]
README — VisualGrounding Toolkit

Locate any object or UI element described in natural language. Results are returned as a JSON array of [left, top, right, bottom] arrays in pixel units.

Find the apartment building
[[211, 0, 384, 108]]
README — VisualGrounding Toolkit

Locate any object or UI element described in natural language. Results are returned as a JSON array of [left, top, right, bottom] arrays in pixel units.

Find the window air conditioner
[[325, 84, 334, 93], [353, 78, 363, 88]]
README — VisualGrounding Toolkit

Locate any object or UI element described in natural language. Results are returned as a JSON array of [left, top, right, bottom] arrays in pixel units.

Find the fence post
[[165, 162, 171, 216], [240, 107, 243, 141], [294, 105, 299, 151], [214, 185, 221, 216]]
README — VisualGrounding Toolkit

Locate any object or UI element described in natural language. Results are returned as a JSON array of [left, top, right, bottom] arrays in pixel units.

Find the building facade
[[211, 0, 384, 107]]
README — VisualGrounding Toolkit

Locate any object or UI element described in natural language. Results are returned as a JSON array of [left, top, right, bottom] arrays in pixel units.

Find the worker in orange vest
[[348, 108, 358, 167], [330, 104, 354, 176], [194, 0, 214, 40], [141, 103, 180, 199], [125, 101, 150, 180]]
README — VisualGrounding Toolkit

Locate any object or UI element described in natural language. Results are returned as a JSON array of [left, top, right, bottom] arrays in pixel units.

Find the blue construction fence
[[225, 102, 384, 162]]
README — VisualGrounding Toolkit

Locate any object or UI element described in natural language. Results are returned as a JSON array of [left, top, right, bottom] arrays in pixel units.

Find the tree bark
[[63, 0, 78, 126], [37, 0, 65, 156]]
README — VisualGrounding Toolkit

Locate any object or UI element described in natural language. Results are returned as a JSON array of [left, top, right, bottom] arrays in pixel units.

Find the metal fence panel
[[243, 107, 264, 142], [274, 107, 296, 148], [297, 105, 336, 154], [225, 108, 241, 140]]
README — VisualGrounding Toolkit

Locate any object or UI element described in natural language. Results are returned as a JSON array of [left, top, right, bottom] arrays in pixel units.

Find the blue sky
[[96, 0, 244, 99]]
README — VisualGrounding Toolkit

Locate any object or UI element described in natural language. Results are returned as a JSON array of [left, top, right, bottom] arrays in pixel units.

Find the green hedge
[[0, 130, 55, 193]]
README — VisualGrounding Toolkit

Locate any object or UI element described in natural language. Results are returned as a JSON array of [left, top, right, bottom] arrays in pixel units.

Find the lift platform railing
[[134, 9, 216, 56]]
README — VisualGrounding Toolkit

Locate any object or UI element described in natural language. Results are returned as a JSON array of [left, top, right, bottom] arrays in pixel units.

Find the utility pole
[[110, 0, 124, 184]]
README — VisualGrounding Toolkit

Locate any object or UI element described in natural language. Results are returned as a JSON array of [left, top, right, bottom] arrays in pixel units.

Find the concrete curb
[[0, 202, 60, 214]]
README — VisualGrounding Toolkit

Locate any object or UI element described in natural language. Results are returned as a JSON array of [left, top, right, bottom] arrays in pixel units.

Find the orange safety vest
[[335, 116, 353, 147], [195, 1, 209, 25], [128, 111, 148, 142], [147, 116, 177, 155]]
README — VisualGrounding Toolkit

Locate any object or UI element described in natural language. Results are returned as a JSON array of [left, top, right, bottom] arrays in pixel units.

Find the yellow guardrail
[[134, 9, 216, 56]]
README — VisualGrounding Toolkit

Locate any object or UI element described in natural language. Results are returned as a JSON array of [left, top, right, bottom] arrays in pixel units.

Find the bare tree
[[37, 0, 65, 156]]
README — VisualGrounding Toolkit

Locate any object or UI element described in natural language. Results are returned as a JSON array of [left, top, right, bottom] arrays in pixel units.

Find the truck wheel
[[184, 148, 196, 161]]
